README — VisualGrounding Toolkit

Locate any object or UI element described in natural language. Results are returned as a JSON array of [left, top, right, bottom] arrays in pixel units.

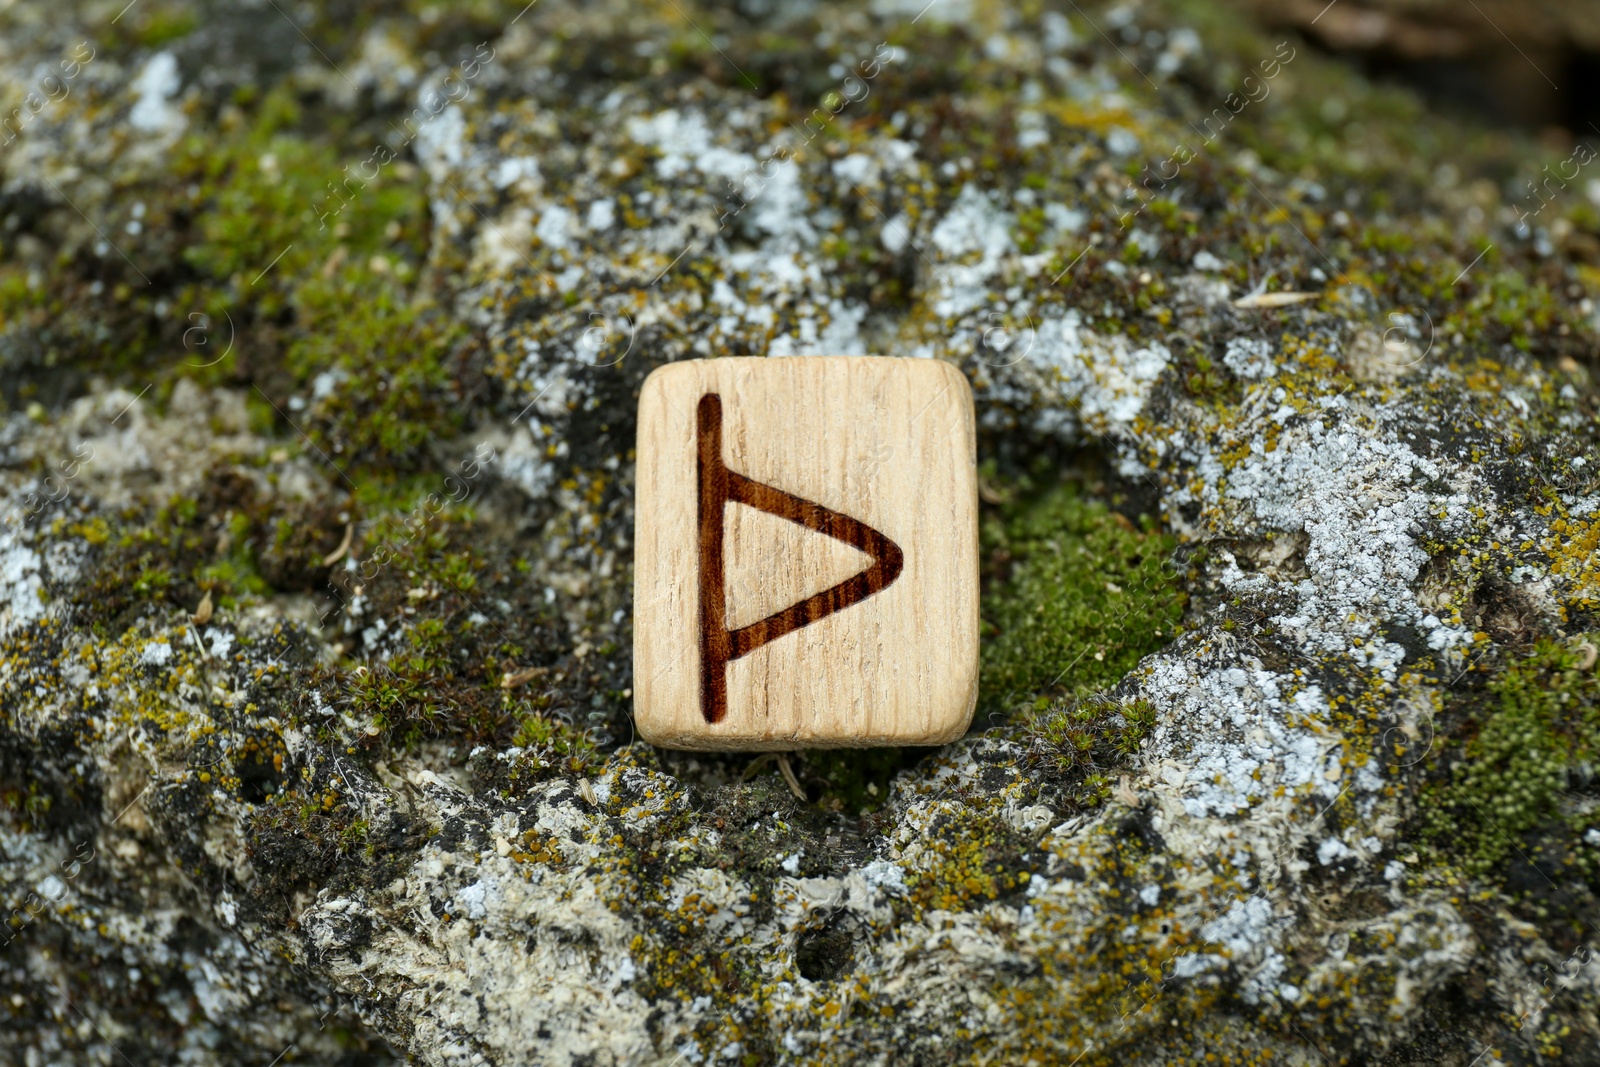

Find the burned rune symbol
[[696, 393, 904, 724]]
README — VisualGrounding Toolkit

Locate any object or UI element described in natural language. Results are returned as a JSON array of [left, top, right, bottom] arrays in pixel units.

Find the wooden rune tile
[[633, 356, 979, 750]]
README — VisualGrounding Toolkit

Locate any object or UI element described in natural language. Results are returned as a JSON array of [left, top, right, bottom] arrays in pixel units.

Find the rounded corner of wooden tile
[[933, 659, 981, 738], [637, 359, 705, 401], [632, 713, 685, 750]]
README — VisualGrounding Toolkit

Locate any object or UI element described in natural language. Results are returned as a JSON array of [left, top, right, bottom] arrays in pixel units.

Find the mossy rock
[[1, 0, 1599, 1064]]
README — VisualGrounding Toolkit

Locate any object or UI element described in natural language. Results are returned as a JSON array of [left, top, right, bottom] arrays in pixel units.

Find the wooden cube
[[633, 356, 978, 750]]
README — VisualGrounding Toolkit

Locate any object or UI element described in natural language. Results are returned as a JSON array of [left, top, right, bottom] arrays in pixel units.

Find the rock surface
[[1, 1, 1599, 1065]]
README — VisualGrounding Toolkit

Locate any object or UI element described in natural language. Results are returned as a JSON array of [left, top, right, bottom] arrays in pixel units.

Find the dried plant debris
[[1, 0, 1600, 1065]]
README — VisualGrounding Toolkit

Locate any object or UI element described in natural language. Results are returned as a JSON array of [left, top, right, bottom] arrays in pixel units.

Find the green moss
[[165, 84, 468, 466], [979, 479, 1185, 713], [126, 4, 201, 51], [67, 498, 225, 629], [1418, 634, 1600, 877], [0, 780, 54, 827], [180, 90, 339, 294], [509, 716, 602, 778], [1180, 348, 1232, 401], [249, 751, 378, 885], [1457, 269, 1564, 353], [3, 65, 468, 457], [59, 457, 366, 632], [1024, 697, 1157, 807], [361, 513, 484, 593], [312, 510, 585, 756], [0, 254, 162, 396], [285, 268, 469, 464], [342, 615, 510, 749], [348, 471, 466, 515]]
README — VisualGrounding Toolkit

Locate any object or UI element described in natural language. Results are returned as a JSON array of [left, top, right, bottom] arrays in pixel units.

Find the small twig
[[739, 753, 775, 781], [321, 523, 354, 566], [1232, 290, 1319, 310], [776, 754, 806, 802], [320, 245, 348, 278], [186, 623, 209, 661], [500, 665, 549, 690]]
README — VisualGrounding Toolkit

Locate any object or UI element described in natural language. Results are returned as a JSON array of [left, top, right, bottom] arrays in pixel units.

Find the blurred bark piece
[[1230, 0, 1600, 127]]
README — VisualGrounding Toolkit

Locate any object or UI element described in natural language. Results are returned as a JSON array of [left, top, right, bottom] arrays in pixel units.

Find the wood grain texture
[[633, 356, 978, 750]]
